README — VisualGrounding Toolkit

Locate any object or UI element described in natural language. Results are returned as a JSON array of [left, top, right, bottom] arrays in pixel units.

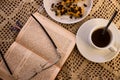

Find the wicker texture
[[0, 0, 120, 80]]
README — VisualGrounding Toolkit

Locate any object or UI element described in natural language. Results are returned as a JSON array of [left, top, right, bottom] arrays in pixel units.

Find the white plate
[[76, 18, 120, 63], [43, 0, 93, 24]]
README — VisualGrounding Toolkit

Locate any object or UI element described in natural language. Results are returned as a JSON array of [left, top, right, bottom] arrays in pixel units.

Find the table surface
[[0, 0, 120, 80]]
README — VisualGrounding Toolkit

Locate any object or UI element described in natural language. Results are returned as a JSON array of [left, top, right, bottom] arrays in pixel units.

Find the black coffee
[[91, 28, 111, 47]]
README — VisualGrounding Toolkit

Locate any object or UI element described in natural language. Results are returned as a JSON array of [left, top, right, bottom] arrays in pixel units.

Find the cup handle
[[109, 46, 117, 52]]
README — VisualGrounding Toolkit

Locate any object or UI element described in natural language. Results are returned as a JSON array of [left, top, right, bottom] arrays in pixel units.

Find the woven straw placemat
[[0, 0, 120, 80]]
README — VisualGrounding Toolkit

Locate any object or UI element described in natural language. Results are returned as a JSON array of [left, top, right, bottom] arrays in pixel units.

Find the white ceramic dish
[[76, 18, 120, 63], [43, 0, 93, 24]]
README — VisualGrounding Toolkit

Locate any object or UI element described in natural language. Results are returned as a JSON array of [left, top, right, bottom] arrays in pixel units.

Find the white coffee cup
[[89, 26, 117, 52]]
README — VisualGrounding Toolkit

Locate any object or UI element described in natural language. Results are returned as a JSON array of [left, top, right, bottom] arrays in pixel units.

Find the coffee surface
[[92, 28, 111, 47]]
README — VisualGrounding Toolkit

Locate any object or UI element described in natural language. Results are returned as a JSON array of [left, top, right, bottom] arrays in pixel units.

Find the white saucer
[[76, 18, 120, 63]]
